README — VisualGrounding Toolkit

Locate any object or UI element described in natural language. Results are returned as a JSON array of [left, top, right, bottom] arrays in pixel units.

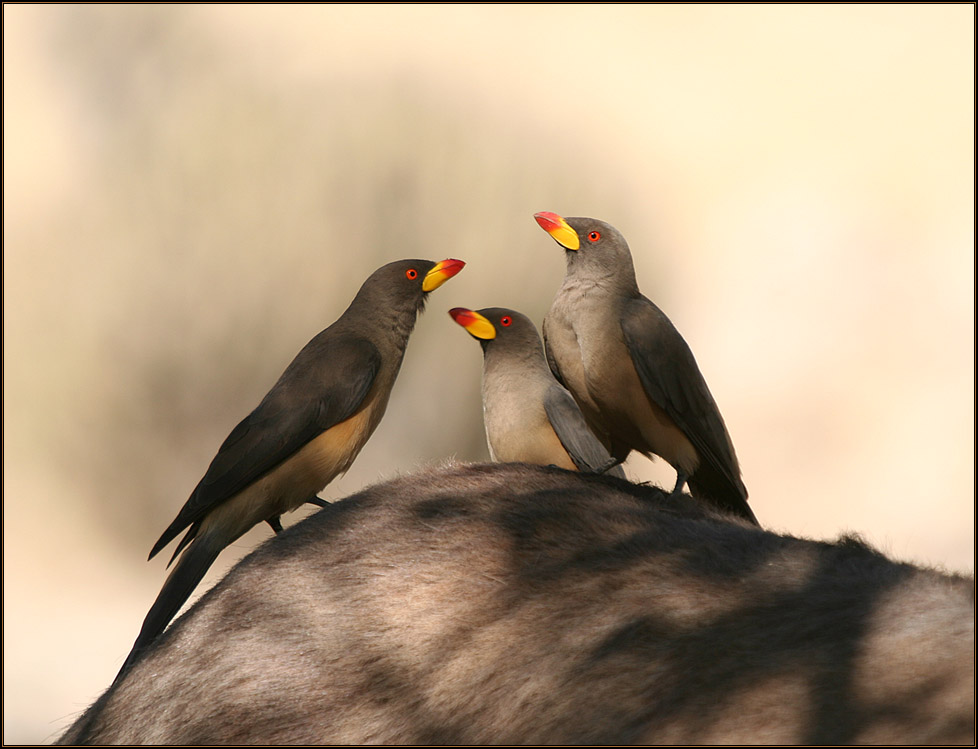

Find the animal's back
[[59, 462, 975, 745]]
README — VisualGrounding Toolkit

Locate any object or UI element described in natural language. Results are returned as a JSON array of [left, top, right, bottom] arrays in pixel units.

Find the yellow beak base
[[533, 211, 580, 251], [448, 308, 496, 340], [423, 258, 466, 292]]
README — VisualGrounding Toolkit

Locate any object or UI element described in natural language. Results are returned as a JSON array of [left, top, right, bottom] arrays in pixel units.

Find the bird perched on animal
[[119, 257, 465, 677], [533, 211, 756, 525], [449, 306, 625, 478]]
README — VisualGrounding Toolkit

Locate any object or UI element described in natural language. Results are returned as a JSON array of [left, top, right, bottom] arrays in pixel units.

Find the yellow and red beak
[[423, 258, 466, 292], [534, 211, 580, 251], [448, 307, 496, 340]]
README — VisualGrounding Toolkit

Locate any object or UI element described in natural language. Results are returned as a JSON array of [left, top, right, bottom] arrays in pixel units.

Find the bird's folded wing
[[619, 297, 742, 494], [149, 335, 381, 558], [543, 385, 617, 474]]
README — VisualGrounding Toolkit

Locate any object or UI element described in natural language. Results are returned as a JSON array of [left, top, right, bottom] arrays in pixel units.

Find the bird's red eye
[[588, 231, 601, 242], [500, 316, 512, 327], [406, 269, 418, 280]]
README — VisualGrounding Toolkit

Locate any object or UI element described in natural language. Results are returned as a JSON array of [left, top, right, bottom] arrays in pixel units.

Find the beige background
[[4, 5, 974, 743]]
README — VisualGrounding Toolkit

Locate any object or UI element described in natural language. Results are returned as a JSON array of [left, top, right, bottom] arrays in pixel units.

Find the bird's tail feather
[[115, 536, 222, 681], [688, 466, 758, 526]]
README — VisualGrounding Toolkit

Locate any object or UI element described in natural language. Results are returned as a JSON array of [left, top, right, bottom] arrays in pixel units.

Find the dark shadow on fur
[[58, 462, 975, 745]]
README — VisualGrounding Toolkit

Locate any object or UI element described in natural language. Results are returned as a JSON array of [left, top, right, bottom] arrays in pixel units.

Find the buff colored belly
[[590, 341, 699, 473], [489, 422, 578, 471], [196, 408, 375, 544]]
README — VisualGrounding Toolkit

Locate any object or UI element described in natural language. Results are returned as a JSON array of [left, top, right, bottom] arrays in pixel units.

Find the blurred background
[[3, 4, 974, 742]]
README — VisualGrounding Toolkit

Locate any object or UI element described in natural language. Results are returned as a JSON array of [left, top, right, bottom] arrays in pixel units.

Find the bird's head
[[347, 258, 465, 339], [533, 212, 637, 291], [448, 306, 543, 357], [358, 257, 465, 312]]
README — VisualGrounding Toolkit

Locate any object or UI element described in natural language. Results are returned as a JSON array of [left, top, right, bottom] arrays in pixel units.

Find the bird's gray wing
[[619, 296, 744, 497], [544, 385, 623, 477], [150, 333, 381, 559]]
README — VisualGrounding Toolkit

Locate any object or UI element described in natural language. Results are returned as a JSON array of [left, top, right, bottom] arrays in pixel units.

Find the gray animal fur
[[58, 462, 975, 745]]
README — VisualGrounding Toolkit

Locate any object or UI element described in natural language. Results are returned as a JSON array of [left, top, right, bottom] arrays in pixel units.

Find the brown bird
[[533, 211, 756, 524], [119, 257, 465, 676], [449, 306, 624, 477]]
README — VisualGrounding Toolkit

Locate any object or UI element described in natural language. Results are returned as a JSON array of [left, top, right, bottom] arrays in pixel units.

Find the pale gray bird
[[533, 211, 756, 525], [449, 306, 624, 478], [120, 257, 465, 677]]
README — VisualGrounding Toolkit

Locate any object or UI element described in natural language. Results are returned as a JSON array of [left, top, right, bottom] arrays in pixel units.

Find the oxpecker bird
[[120, 257, 465, 677], [449, 306, 624, 478], [533, 211, 756, 525]]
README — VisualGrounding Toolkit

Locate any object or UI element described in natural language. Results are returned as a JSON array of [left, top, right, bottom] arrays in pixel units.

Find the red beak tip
[[441, 258, 466, 276], [534, 212, 561, 230]]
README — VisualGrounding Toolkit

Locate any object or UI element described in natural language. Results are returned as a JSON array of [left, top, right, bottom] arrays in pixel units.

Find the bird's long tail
[[115, 535, 223, 681]]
